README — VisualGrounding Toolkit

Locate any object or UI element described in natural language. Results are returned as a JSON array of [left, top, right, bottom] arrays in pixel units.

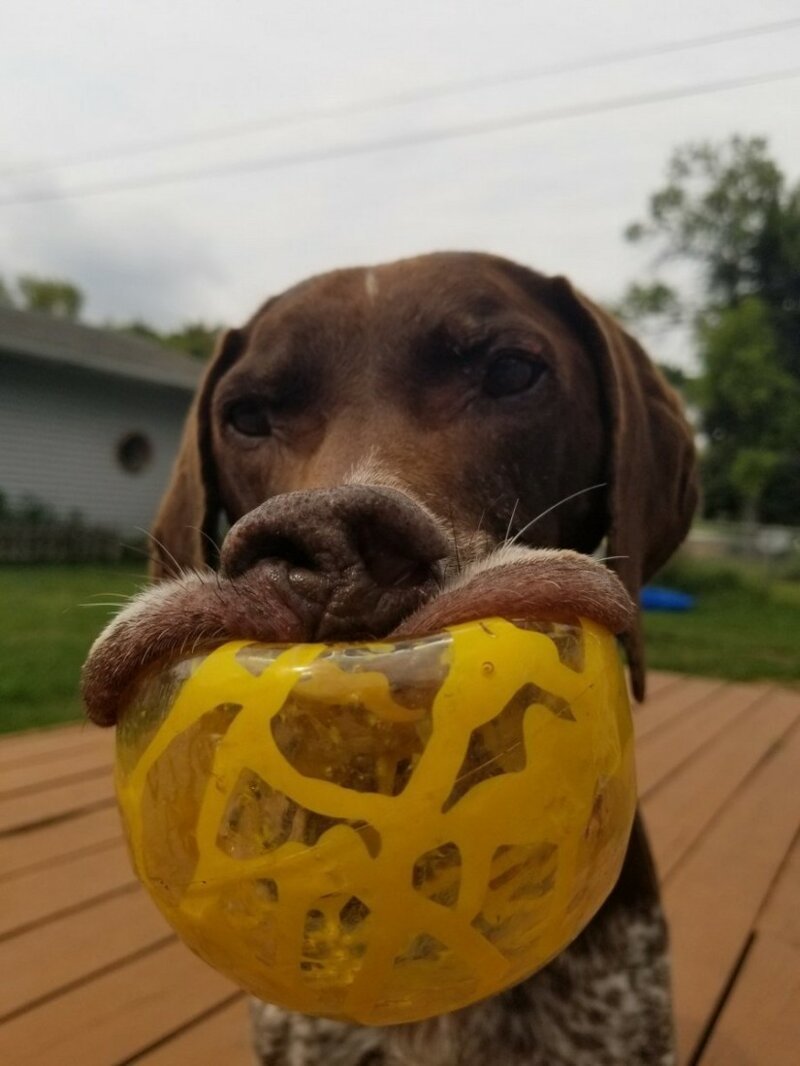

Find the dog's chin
[[81, 546, 634, 729]]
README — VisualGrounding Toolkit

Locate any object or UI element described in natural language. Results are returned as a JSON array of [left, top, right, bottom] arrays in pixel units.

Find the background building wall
[[0, 354, 192, 533]]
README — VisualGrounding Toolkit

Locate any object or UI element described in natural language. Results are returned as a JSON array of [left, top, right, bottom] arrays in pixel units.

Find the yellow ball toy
[[115, 616, 635, 1026]]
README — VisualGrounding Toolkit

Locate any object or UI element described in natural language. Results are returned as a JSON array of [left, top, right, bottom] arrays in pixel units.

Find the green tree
[[16, 275, 84, 319], [162, 322, 219, 360], [117, 320, 166, 345], [620, 136, 800, 524], [117, 319, 220, 360]]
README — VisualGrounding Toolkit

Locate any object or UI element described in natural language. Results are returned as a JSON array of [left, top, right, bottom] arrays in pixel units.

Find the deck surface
[[1, 672, 798, 1065]]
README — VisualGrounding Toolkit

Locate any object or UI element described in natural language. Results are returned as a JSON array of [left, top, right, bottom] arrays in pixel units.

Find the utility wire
[[2, 14, 799, 179], [3, 65, 799, 208]]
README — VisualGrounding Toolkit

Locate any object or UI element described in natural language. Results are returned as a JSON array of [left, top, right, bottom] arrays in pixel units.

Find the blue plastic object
[[640, 586, 696, 612]]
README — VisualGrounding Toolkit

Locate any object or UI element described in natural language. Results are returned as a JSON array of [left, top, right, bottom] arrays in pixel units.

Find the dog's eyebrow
[[425, 316, 547, 361], [214, 363, 317, 404], [462, 293, 506, 319]]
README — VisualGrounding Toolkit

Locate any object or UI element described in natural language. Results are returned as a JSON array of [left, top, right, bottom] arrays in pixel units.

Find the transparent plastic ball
[[115, 616, 635, 1025]]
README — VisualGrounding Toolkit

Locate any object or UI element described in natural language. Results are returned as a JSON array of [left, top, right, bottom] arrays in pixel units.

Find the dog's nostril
[[243, 533, 318, 574], [355, 525, 436, 589], [263, 534, 318, 571]]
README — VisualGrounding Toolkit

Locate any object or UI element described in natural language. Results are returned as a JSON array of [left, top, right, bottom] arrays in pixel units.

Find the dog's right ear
[[149, 328, 246, 580], [549, 278, 698, 700]]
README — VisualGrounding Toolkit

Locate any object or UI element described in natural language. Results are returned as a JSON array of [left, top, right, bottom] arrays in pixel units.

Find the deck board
[[0, 940, 239, 1066], [636, 682, 770, 795], [0, 888, 169, 1021], [642, 689, 799, 878], [0, 839, 134, 939], [664, 715, 800, 1062], [1, 670, 798, 1065], [0, 773, 115, 834], [133, 998, 253, 1065], [0, 804, 122, 880], [698, 825, 800, 1065]]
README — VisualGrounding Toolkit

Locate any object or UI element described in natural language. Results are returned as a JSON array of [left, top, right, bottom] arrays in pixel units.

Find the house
[[0, 307, 203, 536]]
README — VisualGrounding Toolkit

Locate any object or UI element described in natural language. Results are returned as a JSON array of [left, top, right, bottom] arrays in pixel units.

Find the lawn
[[644, 573, 800, 683], [0, 565, 145, 734], [0, 557, 798, 735]]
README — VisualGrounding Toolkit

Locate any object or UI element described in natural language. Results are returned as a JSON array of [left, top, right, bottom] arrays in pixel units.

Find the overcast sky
[[2, 0, 799, 369]]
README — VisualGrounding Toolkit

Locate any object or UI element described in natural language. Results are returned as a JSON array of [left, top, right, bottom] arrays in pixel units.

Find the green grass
[[0, 565, 144, 734], [0, 557, 798, 736], [644, 556, 800, 684]]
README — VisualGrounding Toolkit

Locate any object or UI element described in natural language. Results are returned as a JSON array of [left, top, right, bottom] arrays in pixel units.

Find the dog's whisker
[[119, 541, 157, 565], [447, 501, 463, 574], [78, 602, 131, 609], [503, 498, 521, 548], [192, 524, 223, 563], [507, 484, 607, 549], [137, 527, 183, 580], [474, 508, 487, 542]]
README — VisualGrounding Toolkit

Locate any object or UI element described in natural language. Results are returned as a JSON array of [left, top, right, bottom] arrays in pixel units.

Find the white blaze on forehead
[[364, 269, 379, 302]]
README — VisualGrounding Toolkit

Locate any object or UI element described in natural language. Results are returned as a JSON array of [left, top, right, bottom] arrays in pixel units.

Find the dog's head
[[83, 252, 696, 725]]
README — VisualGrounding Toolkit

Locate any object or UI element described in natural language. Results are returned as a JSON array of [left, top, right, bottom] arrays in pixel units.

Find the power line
[[3, 64, 799, 208], [2, 14, 800, 179]]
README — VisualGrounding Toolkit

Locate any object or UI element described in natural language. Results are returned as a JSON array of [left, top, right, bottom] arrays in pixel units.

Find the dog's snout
[[219, 485, 448, 640]]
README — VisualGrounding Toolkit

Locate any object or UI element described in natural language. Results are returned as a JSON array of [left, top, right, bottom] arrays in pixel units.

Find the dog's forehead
[[248, 253, 557, 348]]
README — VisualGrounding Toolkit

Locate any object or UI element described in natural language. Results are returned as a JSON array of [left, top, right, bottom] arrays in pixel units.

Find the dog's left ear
[[551, 278, 699, 700], [148, 328, 246, 580]]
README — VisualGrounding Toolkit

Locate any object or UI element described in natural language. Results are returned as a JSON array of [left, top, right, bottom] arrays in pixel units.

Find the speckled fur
[[249, 902, 675, 1065]]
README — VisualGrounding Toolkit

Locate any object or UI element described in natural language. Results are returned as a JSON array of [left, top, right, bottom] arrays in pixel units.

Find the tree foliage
[[1, 274, 84, 319], [621, 136, 800, 524], [118, 319, 219, 360], [1, 270, 219, 360]]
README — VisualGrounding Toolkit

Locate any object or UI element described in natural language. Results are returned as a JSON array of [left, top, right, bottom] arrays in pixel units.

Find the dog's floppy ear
[[149, 328, 246, 580], [551, 278, 699, 700]]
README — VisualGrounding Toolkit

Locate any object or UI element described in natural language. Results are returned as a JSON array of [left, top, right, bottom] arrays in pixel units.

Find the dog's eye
[[483, 353, 546, 398], [226, 398, 272, 437]]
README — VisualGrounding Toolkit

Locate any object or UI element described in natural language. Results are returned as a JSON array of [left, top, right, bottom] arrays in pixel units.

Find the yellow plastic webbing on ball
[[116, 617, 635, 1025]]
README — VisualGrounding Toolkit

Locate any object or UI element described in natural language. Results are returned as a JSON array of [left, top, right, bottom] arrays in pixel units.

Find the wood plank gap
[[635, 678, 728, 742], [0, 888, 174, 1019], [640, 686, 771, 802], [0, 792, 115, 837], [664, 716, 800, 1061], [0, 937, 239, 1064], [0, 879, 138, 945], [120, 992, 247, 1066], [664, 716, 800, 885], [687, 932, 756, 1066], [0, 833, 125, 884], [697, 931, 800, 1064], [0, 762, 112, 801], [0, 725, 103, 766], [0, 933, 175, 1026], [752, 820, 800, 947], [642, 691, 799, 879]]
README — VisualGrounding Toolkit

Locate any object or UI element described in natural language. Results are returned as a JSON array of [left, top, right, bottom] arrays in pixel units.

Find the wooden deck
[[1, 672, 798, 1065]]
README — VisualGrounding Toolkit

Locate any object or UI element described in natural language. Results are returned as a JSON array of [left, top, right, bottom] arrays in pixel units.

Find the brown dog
[[83, 252, 697, 1065]]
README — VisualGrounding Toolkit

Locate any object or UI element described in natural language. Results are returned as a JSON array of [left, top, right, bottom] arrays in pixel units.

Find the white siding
[[0, 355, 193, 533]]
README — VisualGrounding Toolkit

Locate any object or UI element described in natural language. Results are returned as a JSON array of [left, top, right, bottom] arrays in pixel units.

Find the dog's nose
[[219, 486, 449, 640]]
